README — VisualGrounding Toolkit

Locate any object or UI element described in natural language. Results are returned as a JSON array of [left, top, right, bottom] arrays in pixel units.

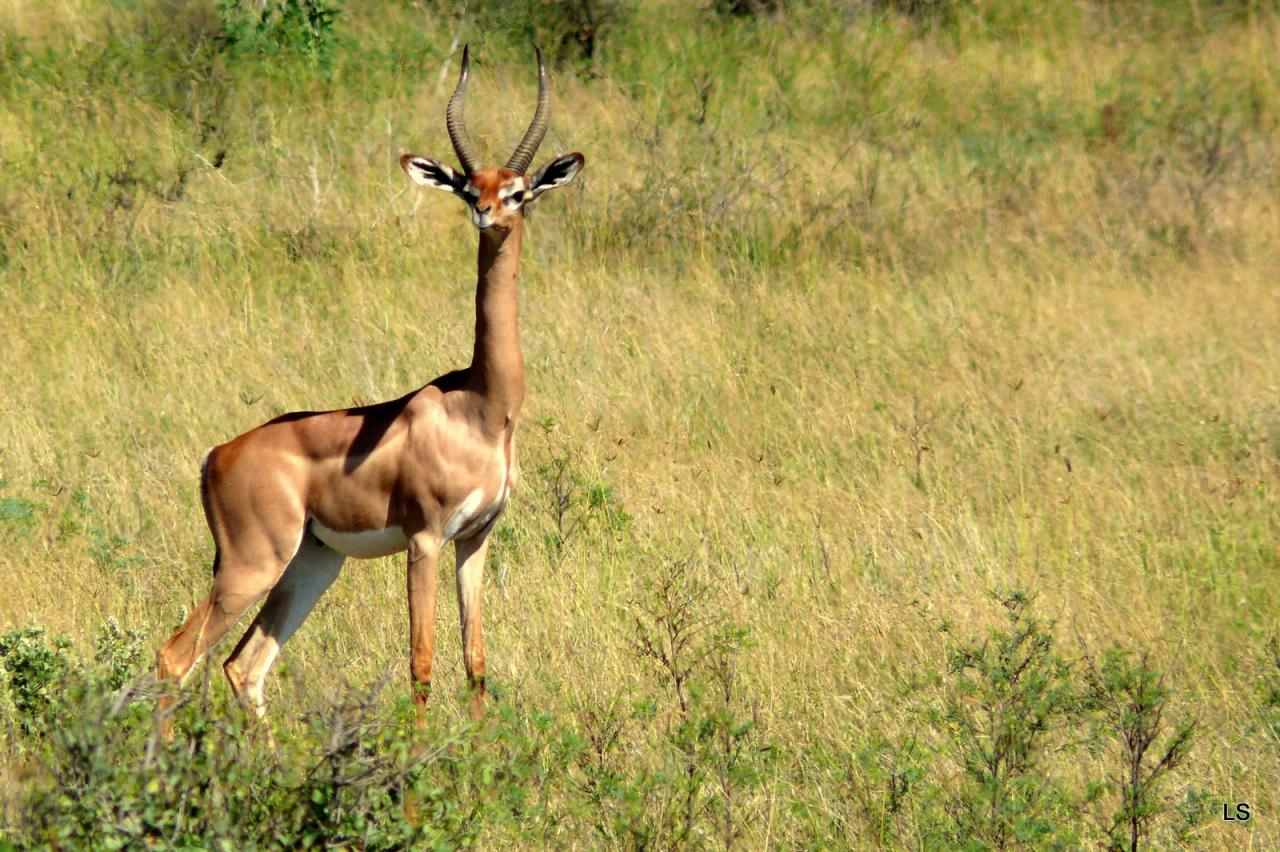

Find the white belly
[[310, 519, 409, 559]]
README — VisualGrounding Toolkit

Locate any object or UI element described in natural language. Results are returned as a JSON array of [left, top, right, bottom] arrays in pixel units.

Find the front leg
[[407, 533, 442, 719], [455, 530, 491, 719]]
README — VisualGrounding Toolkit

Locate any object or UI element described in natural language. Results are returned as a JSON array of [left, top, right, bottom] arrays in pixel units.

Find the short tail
[[199, 450, 222, 577]]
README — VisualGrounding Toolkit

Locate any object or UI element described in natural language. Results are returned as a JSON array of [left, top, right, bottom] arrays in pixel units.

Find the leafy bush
[[2, 635, 577, 848], [530, 450, 631, 560], [925, 591, 1084, 848], [0, 609, 770, 848], [1083, 650, 1198, 851], [710, 0, 783, 16], [855, 592, 1201, 849], [0, 597, 1208, 849], [217, 0, 342, 66], [0, 496, 41, 535], [626, 557, 772, 846], [440, 0, 636, 70], [0, 626, 72, 742]]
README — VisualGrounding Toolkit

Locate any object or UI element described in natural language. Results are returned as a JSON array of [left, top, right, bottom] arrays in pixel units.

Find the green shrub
[[627, 557, 772, 846], [859, 592, 1202, 849], [6, 671, 577, 848], [217, 0, 342, 66], [0, 497, 41, 535], [0, 626, 72, 742], [1083, 650, 1198, 851], [926, 591, 1084, 848], [439, 0, 636, 70]]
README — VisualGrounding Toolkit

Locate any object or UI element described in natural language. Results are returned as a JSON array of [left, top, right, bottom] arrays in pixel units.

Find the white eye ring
[[504, 194, 524, 207]]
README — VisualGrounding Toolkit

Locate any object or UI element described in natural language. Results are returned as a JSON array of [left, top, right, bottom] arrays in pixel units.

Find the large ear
[[400, 154, 468, 197], [529, 152, 585, 200]]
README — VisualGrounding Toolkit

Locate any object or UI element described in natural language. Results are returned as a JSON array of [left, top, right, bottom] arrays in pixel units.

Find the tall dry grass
[[1, 0, 1278, 845]]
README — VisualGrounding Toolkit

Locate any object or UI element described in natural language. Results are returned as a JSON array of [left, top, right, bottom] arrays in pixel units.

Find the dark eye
[[504, 194, 524, 207]]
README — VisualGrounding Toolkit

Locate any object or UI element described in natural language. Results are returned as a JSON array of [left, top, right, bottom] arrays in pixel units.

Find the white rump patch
[[310, 520, 408, 559]]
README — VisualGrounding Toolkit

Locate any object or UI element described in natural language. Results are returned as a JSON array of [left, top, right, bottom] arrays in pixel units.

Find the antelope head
[[401, 46, 585, 231]]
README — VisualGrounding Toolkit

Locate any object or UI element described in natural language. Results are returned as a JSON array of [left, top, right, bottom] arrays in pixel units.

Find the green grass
[[2, 0, 1279, 846]]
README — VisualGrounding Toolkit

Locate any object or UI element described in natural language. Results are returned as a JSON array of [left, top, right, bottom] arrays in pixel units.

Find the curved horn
[[504, 46, 549, 174], [446, 45, 482, 175]]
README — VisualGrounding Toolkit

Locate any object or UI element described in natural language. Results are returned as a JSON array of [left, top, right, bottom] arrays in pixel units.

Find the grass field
[[1, 0, 1279, 846]]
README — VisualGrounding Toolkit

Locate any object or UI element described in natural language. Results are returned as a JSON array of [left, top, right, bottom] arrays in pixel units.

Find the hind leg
[[223, 532, 344, 720], [155, 530, 305, 738]]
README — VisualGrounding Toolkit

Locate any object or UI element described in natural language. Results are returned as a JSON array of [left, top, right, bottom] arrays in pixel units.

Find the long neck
[[469, 221, 526, 427]]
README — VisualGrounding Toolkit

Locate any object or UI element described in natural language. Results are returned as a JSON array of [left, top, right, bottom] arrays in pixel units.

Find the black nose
[[475, 204, 491, 215]]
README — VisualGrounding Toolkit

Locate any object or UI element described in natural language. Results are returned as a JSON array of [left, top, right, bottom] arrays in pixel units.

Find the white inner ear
[[531, 157, 583, 198], [405, 157, 458, 191]]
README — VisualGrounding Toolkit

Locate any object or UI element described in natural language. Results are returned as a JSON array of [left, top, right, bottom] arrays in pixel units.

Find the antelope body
[[155, 46, 584, 728]]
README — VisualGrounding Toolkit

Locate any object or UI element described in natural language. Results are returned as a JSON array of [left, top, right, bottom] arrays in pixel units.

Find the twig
[[435, 33, 463, 95]]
